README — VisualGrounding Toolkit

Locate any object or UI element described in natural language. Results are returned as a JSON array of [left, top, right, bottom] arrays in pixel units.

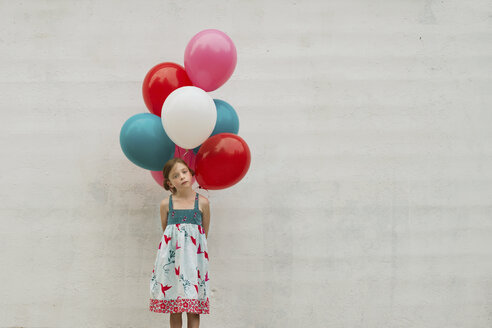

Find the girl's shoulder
[[160, 198, 169, 210], [198, 193, 209, 203], [197, 194, 209, 214]]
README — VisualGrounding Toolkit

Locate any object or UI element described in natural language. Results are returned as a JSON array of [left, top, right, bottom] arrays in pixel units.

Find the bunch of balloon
[[119, 29, 251, 191]]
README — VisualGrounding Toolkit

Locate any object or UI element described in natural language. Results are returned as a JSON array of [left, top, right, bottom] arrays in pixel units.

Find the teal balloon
[[193, 99, 239, 154], [120, 113, 175, 171]]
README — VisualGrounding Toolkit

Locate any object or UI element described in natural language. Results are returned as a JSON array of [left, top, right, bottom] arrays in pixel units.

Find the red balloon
[[195, 133, 251, 190], [142, 62, 193, 117]]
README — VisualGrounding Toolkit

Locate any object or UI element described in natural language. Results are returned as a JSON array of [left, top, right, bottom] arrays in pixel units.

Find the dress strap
[[194, 192, 199, 210], [169, 194, 173, 211]]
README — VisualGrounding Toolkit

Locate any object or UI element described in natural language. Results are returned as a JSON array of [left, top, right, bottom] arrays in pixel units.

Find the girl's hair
[[162, 158, 195, 194]]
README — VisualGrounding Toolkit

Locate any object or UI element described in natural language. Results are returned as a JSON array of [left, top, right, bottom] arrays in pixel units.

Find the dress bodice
[[167, 192, 203, 226]]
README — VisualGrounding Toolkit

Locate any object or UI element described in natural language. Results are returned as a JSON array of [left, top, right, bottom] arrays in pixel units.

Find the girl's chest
[[171, 198, 202, 212]]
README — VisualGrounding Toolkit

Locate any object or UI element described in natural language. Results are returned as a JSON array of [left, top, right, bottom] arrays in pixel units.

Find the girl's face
[[167, 162, 192, 191]]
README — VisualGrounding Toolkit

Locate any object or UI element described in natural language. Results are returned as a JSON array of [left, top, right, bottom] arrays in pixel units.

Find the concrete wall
[[1, 0, 491, 327]]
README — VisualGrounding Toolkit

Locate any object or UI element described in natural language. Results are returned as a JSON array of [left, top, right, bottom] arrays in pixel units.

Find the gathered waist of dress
[[167, 218, 203, 226], [167, 210, 203, 226]]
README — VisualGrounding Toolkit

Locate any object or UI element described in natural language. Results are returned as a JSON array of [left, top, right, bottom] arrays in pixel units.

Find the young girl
[[149, 158, 211, 328]]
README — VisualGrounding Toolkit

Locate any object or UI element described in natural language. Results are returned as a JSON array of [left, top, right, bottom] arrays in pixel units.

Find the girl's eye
[[172, 170, 187, 178]]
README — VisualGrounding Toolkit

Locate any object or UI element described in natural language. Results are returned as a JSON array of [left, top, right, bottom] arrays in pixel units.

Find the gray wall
[[1, 0, 491, 327]]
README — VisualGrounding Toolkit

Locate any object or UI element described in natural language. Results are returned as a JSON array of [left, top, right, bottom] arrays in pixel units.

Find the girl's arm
[[201, 197, 210, 239], [160, 199, 168, 232]]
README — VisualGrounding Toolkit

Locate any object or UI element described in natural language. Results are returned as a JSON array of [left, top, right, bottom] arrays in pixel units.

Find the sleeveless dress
[[149, 192, 210, 314]]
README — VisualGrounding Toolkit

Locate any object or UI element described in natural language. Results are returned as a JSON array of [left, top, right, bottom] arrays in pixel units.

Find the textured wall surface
[[1, 0, 492, 327]]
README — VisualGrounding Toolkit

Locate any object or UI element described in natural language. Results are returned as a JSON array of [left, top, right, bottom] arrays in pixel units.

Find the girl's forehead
[[170, 163, 188, 174]]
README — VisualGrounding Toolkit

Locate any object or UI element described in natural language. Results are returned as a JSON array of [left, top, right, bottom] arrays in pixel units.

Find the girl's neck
[[173, 187, 194, 199]]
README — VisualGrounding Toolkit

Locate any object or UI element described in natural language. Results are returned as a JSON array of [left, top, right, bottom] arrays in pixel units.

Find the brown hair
[[162, 158, 195, 194]]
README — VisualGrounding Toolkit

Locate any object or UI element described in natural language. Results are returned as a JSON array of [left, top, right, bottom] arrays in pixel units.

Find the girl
[[149, 158, 211, 328]]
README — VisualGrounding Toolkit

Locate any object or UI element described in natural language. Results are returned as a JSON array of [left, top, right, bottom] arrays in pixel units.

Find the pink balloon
[[184, 29, 237, 92], [151, 170, 164, 188]]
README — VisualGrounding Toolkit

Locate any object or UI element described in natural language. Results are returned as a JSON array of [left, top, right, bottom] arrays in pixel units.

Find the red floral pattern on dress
[[159, 283, 172, 297], [149, 298, 210, 314], [164, 235, 172, 244]]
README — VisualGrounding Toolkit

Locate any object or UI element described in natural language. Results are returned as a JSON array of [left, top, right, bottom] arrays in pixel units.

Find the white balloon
[[161, 86, 217, 149]]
